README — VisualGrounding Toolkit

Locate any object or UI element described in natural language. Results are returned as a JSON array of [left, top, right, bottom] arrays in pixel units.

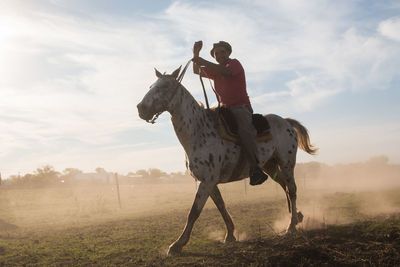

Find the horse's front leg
[[168, 181, 213, 255], [210, 185, 236, 243]]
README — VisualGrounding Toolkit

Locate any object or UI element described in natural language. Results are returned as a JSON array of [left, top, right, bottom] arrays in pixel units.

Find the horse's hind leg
[[210, 185, 236, 243], [265, 158, 303, 232], [280, 163, 303, 232], [263, 158, 291, 213]]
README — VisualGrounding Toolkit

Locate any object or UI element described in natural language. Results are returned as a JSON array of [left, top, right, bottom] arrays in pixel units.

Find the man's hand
[[192, 56, 205, 66], [193, 40, 203, 57]]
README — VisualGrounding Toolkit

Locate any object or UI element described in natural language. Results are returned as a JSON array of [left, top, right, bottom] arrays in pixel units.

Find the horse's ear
[[171, 66, 182, 79], [155, 68, 162, 78]]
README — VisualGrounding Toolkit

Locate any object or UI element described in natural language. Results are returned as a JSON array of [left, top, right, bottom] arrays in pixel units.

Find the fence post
[[115, 173, 122, 209]]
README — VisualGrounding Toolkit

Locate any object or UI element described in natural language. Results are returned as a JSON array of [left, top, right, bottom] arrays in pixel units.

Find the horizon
[[1, 155, 395, 180], [1, 0, 400, 178]]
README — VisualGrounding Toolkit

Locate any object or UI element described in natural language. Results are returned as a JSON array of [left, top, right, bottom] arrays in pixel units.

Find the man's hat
[[210, 41, 232, 58]]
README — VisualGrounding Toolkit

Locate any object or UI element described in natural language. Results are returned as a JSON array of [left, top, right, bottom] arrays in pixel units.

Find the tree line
[[1, 155, 398, 189], [1, 166, 187, 188]]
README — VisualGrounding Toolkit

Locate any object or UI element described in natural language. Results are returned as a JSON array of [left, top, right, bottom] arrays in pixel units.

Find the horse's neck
[[169, 85, 212, 153]]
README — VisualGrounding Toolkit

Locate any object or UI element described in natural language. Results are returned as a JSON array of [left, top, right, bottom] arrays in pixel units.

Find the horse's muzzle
[[137, 102, 151, 121], [138, 102, 160, 123]]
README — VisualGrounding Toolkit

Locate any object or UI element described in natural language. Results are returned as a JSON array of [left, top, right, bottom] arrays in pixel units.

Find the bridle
[[148, 59, 192, 124], [147, 57, 220, 124]]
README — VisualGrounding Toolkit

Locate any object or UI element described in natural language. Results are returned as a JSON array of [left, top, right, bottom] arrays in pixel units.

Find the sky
[[1, 0, 400, 178]]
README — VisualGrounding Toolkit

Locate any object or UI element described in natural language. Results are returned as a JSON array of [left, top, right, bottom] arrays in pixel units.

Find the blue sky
[[1, 0, 399, 178]]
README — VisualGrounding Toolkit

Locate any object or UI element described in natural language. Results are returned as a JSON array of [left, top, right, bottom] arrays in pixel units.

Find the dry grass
[[0, 174, 399, 265]]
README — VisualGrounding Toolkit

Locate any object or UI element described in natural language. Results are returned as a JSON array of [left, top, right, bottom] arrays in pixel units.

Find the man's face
[[214, 46, 230, 65]]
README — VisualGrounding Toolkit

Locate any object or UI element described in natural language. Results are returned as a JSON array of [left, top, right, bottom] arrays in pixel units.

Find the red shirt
[[202, 58, 251, 108]]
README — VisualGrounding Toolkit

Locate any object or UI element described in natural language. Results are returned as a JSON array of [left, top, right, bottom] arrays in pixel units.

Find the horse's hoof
[[297, 211, 304, 224], [224, 235, 236, 243], [286, 225, 297, 234], [167, 243, 182, 255]]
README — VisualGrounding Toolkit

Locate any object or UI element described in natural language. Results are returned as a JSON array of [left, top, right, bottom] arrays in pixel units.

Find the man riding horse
[[192, 40, 268, 186]]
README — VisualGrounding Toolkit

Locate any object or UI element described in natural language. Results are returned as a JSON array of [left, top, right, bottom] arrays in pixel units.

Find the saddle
[[215, 107, 272, 144]]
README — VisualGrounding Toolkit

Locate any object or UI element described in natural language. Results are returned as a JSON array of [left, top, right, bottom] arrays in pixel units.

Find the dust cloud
[[0, 156, 399, 238], [273, 156, 400, 232]]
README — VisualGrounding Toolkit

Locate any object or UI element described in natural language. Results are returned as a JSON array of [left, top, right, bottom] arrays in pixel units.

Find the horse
[[137, 66, 317, 255]]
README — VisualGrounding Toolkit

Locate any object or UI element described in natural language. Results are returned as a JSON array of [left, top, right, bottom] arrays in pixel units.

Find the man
[[192, 40, 268, 186]]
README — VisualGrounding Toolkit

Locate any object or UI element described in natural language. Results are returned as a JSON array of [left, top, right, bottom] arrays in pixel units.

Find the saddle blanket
[[216, 107, 272, 144]]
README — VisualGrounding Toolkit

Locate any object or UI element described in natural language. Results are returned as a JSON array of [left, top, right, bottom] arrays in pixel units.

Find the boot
[[250, 167, 268, 186]]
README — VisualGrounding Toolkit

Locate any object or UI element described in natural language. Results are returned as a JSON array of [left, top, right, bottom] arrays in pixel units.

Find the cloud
[[162, 0, 400, 113], [286, 73, 341, 111], [379, 16, 400, 42]]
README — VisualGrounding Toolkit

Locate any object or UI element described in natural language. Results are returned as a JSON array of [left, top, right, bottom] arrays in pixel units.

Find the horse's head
[[137, 66, 181, 123]]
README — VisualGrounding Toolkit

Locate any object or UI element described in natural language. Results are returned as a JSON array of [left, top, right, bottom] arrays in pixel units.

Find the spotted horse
[[137, 66, 318, 255]]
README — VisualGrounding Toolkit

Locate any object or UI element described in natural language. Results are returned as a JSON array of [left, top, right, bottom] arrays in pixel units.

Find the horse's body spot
[[209, 154, 215, 168]]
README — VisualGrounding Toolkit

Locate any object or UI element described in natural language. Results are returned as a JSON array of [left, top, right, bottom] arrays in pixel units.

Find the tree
[[366, 155, 389, 166], [95, 167, 107, 174], [135, 169, 149, 178], [33, 165, 60, 185], [63, 168, 83, 176], [148, 168, 167, 179], [61, 168, 82, 184]]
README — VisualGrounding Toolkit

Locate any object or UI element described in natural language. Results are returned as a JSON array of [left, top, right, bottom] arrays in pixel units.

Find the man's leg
[[229, 105, 268, 185]]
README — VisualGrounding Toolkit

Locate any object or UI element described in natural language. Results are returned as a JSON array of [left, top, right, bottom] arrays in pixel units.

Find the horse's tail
[[285, 118, 318, 155]]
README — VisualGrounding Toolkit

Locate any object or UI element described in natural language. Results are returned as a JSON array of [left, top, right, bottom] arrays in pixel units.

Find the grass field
[[0, 177, 399, 266]]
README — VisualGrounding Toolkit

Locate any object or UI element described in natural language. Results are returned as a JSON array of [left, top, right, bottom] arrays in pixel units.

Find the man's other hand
[[193, 41, 203, 56]]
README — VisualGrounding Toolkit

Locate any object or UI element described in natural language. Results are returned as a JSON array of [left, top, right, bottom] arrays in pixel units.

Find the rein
[[177, 59, 192, 83], [199, 74, 210, 109], [181, 57, 221, 111], [199, 69, 220, 110]]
